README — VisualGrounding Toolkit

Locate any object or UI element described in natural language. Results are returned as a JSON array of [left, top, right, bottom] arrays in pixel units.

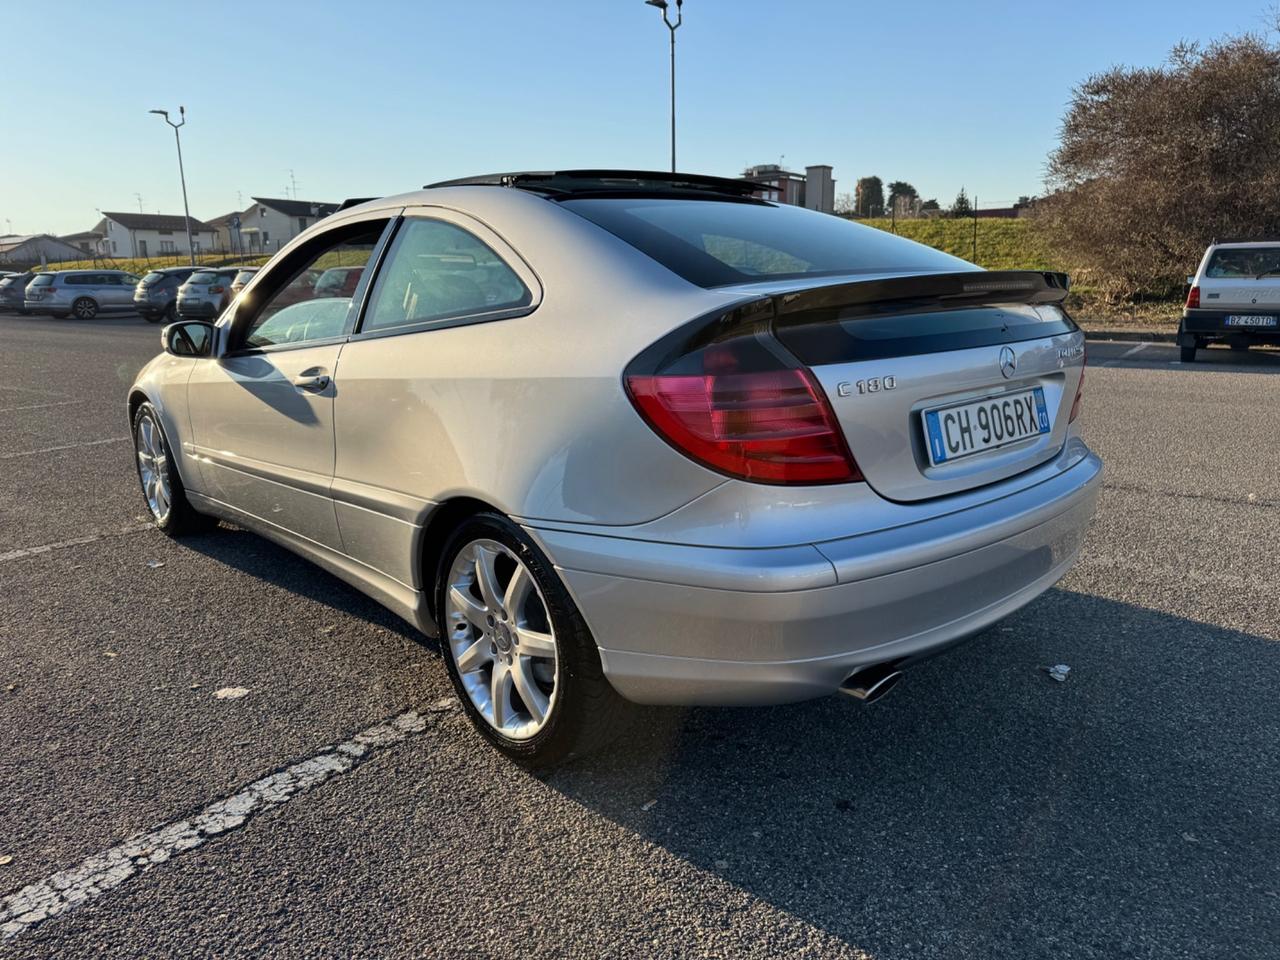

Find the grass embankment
[[857, 217, 1180, 326], [37, 253, 271, 275]]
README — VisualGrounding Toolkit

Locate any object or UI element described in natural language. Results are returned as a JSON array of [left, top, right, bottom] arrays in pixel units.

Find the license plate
[[923, 388, 1050, 465], [1225, 315, 1277, 327]]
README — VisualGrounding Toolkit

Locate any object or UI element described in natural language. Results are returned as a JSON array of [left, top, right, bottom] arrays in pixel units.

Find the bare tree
[[1044, 29, 1280, 301]]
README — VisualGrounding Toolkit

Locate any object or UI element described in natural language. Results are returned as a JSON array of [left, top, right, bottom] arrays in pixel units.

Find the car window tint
[[362, 219, 531, 334], [561, 197, 973, 287], [1205, 248, 1280, 278], [242, 225, 383, 349]]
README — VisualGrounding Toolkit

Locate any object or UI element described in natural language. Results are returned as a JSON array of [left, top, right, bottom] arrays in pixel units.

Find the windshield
[[1205, 247, 1280, 278], [30, 274, 54, 286], [560, 197, 973, 287]]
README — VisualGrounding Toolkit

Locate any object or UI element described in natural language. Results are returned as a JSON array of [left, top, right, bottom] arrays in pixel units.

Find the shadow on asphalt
[[544, 587, 1280, 957], [179, 525, 429, 647], [166, 517, 1279, 955]]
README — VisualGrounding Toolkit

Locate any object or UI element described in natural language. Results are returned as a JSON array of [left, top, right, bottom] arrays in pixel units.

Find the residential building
[[206, 211, 242, 254], [802, 165, 835, 215], [59, 231, 104, 255], [0, 234, 90, 266], [235, 197, 337, 254], [93, 212, 217, 258], [740, 163, 836, 214]]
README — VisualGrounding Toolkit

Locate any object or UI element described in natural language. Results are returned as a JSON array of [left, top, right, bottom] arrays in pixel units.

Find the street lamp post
[[149, 106, 195, 266], [645, 0, 683, 173]]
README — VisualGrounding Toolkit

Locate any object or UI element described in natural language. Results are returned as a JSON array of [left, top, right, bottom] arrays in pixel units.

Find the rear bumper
[[529, 447, 1102, 706], [176, 300, 219, 318], [23, 301, 64, 315], [1182, 309, 1280, 340]]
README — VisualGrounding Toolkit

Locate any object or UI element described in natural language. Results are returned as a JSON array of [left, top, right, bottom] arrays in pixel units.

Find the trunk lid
[[766, 271, 1084, 502]]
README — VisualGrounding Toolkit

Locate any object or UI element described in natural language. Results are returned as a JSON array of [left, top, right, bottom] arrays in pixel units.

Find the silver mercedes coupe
[[127, 170, 1101, 765]]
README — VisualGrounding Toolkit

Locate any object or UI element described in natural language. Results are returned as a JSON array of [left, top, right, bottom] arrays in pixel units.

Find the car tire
[[435, 512, 635, 768], [1180, 344, 1197, 362], [72, 297, 98, 320], [132, 401, 216, 537]]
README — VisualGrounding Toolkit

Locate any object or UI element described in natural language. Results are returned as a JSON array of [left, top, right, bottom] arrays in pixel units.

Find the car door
[[330, 210, 540, 587], [186, 214, 394, 548], [108, 273, 139, 309]]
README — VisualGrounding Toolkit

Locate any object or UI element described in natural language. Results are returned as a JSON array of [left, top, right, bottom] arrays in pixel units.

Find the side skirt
[[187, 491, 439, 639]]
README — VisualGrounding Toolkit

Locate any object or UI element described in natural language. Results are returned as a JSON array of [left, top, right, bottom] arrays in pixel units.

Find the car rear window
[[560, 198, 973, 287], [1205, 247, 1280, 279], [30, 274, 54, 286], [188, 271, 219, 283], [142, 272, 166, 284], [234, 270, 257, 283]]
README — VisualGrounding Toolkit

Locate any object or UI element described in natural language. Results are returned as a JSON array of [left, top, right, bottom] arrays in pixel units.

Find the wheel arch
[[418, 496, 505, 628]]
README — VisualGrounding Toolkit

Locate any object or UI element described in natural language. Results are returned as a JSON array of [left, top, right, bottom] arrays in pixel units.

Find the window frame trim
[[220, 210, 400, 358], [348, 205, 542, 343]]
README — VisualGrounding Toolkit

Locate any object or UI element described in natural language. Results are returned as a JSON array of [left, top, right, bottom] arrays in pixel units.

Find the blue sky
[[0, 0, 1270, 236]]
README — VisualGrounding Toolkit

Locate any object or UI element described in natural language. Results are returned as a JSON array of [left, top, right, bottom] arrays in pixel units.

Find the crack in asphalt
[[0, 710, 440, 941]]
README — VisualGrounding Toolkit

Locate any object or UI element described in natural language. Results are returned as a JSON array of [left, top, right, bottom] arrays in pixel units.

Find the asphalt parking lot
[[1, 311, 1277, 959]]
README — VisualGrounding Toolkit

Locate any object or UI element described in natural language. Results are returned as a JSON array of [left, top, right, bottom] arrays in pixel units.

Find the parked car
[[230, 267, 260, 296], [175, 268, 239, 320], [313, 265, 364, 299], [134, 266, 197, 324], [24, 269, 142, 319], [126, 170, 1100, 766], [1181, 240, 1280, 361], [0, 272, 35, 313]]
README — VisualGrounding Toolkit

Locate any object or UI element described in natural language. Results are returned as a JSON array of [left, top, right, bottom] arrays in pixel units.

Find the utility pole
[[149, 106, 196, 266], [644, 0, 684, 172], [289, 169, 298, 201], [134, 193, 145, 213]]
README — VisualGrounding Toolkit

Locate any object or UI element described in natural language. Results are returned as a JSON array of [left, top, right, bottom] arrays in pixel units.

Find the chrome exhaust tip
[[839, 661, 904, 704]]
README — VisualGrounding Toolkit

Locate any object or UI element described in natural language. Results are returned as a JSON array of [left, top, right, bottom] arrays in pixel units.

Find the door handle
[[291, 373, 330, 393]]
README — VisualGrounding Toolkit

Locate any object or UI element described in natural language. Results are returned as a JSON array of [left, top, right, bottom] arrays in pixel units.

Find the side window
[[239, 221, 386, 350], [362, 218, 531, 334]]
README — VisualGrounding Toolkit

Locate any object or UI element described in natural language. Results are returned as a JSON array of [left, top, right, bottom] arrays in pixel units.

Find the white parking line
[[0, 526, 151, 563], [0, 710, 438, 940], [0, 399, 87, 414], [0, 437, 128, 460], [1102, 342, 1152, 366]]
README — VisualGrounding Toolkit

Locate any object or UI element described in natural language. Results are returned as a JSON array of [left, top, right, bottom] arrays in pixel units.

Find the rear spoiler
[[774, 270, 1070, 317]]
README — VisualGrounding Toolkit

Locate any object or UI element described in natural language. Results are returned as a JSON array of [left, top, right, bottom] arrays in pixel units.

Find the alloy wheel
[[135, 412, 172, 522], [444, 539, 559, 740], [73, 298, 97, 320]]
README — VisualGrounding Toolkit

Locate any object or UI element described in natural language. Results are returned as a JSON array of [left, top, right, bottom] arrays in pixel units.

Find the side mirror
[[162, 320, 215, 358]]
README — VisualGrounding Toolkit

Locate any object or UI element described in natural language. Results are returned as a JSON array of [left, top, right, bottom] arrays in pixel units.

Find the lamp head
[[149, 109, 168, 118], [645, 0, 668, 8]]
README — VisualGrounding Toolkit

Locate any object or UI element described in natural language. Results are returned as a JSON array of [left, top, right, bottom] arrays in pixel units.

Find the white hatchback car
[[127, 170, 1100, 766], [1181, 240, 1280, 361]]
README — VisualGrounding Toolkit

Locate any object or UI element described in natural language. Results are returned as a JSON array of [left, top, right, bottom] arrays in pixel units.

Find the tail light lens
[[209, 285, 225, 294], [1186, 285, 1200, 309], [1069, 343, 1086, 423], [625, 331, 862, 484]]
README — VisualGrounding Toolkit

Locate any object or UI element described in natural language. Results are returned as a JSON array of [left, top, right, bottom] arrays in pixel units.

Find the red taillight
[[626, 364, 861, 484], [1186, 285, 1200, 309], [209, 285, 225, 294], [1069, 343, 1086, 423]]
